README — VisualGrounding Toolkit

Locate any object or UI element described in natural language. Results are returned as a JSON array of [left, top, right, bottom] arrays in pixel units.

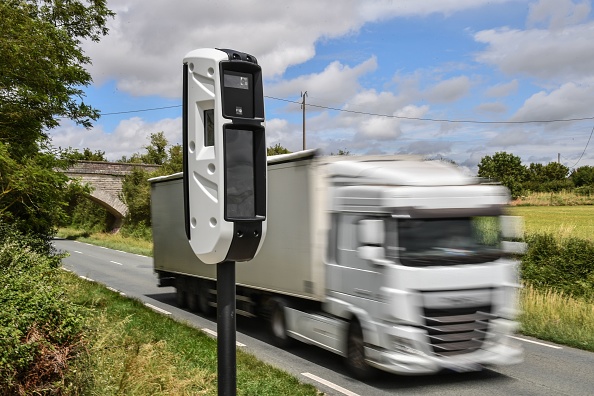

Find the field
[[507, 205, 594, 241]]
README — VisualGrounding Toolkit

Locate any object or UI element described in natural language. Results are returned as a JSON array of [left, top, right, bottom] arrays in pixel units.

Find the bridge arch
[[64, 161, 160, 230]]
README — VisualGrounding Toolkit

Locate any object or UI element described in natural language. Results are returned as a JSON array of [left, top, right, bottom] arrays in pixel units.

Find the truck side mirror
[[500, 216, 527, 255], [500, 216, 524, 240], [358, 219, 385, 246]]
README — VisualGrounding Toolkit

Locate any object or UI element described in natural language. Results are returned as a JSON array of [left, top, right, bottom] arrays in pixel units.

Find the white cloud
[[475, 102, 507, 113], [424, 76, 471, 103], [52, 117, 182, 161], [83, 0, 514, 98], [511, 82, 594, 122], [266, 57, 378, 107], [474, 23, 594, 83], [485, 79, 518, 97], [528, 0, 591, 30]]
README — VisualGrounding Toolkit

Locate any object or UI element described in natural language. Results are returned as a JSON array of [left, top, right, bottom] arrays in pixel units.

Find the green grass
[[508, 206, 594, 241], [520, 284, 594, 352], [62, 271, 321, 395], [57, 227, 153, 256]]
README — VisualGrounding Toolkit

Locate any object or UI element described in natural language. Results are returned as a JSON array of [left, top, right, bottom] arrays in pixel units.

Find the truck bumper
[[365, 318, 524, 375]]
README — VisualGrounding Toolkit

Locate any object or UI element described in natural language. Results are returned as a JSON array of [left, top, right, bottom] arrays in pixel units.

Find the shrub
[[521, 233, 594, 300], [0, 224, 85, 394]]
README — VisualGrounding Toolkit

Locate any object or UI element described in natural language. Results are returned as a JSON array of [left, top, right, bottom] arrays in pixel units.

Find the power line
[[75, 96, 594, 125], [567, 125, 594, 169], [265, 95, 594, 124], [100, 104, 182, 116]]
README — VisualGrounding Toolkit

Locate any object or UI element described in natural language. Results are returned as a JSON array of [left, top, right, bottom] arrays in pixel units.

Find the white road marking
[[201, 328, 246, 347], [79, 276, 94, 282], [74, 250, 83, 254], [144, 303, 171, 316], [301, 372, 360, 396], [511, 336, 563, 349], [106, 287, 119, 293], [110, 260, 123, 266]]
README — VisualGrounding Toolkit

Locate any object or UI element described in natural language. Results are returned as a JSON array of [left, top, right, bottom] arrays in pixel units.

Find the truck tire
[[198, 282, 214, 316], [269, 299, 294, 348], [346, 319, 376, 380], [187, 292, 200, 312], [176, 288, 187, 308]]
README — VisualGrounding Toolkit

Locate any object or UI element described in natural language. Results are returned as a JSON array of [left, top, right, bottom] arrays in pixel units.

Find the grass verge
[[57, 227, 153, 257], [61, 271, 320, 395], [519, 284, 594, 352]]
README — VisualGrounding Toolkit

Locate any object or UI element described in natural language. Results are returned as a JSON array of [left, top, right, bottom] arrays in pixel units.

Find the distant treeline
[[477, 151, 594, 199]]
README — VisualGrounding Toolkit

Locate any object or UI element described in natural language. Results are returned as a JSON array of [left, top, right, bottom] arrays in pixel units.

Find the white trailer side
[[151, 150, 328, 301]]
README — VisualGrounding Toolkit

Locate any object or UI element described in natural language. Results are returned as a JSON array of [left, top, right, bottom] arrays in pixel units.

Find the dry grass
[[520, 284, 594, 351], [512, 191, 594, 206]]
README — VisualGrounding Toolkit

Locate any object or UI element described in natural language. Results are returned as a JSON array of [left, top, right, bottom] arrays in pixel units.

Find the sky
[[50, 0, 594, 173]]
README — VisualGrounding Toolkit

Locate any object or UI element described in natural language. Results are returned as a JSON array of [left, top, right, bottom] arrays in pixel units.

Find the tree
[[330, 148, 351, 156], [142, 131, 168, 165], [527, 162, 569, 182], [63, 147, 107, 161], [477, 152, 527, 198], [267, 143, 291, 156], [570, 165, 594, 187], [1, 1, 114, 156], [0, 1, 114, 240]]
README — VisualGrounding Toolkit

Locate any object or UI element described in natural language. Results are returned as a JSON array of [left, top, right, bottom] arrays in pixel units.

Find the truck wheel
[[187, 292, 200, 312], [198, 283, 214, 316], [176, 288, 187, 308], [346, 320, 376, 380], [269, 299, 294, 348]]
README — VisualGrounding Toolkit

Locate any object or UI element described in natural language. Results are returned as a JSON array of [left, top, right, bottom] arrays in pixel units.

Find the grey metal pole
[[217, 261, 236, 396]]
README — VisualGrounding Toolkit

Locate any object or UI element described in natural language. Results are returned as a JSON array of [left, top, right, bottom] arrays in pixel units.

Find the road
[[54, 239, 594, 396]]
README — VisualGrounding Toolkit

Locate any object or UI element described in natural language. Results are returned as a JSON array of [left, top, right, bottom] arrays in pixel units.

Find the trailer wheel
[[187, 292, 200, 312], [346, 319, 376, 380], [269, 299, 294, 348], [176, 288, 187, 308], [198, 282, 214, 316]]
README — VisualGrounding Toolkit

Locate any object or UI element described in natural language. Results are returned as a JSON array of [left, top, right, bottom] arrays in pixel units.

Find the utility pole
[[301, 91, 308, 150], [558, 153, 561, 164]]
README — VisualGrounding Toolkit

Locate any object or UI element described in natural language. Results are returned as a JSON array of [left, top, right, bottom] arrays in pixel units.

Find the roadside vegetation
[[60, 270, 320, 395]]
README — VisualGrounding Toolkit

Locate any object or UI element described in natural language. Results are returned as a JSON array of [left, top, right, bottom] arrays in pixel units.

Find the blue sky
[[51, 0, 594, 172]]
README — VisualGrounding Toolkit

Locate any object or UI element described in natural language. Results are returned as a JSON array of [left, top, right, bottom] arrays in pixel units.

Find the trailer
[[150, 150, 523, 378]]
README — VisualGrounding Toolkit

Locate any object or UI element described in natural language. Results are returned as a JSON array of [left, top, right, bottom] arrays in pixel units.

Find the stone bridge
[[64, 161, 161, 229]]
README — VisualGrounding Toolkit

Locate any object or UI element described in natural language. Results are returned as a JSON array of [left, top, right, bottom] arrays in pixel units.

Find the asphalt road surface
[[54, 239, 594, 396]]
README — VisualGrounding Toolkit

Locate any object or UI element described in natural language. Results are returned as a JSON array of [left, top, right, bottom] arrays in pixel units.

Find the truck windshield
[[386, 217, 502, 266]]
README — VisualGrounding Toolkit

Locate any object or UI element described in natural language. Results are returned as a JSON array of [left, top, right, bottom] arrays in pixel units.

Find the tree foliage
[[267, 143, 291, 156], [64, 147, 107, 161], [117, 133, 183, 237], [0, 0, 114, 240], [0, 224, 84, 393], [570, 165, 594, 187], [477, 152, 527, 198], [1, 0, 114, 154]]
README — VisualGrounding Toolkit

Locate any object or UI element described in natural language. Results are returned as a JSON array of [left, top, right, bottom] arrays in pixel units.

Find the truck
[[150, 149, 523, 378]]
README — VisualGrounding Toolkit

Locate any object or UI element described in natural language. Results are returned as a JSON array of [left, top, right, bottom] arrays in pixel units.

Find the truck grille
[[422, 306, 495, 356]]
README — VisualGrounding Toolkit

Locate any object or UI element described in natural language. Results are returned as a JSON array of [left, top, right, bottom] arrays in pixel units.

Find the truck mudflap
[[365, 318, 523, 375]]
